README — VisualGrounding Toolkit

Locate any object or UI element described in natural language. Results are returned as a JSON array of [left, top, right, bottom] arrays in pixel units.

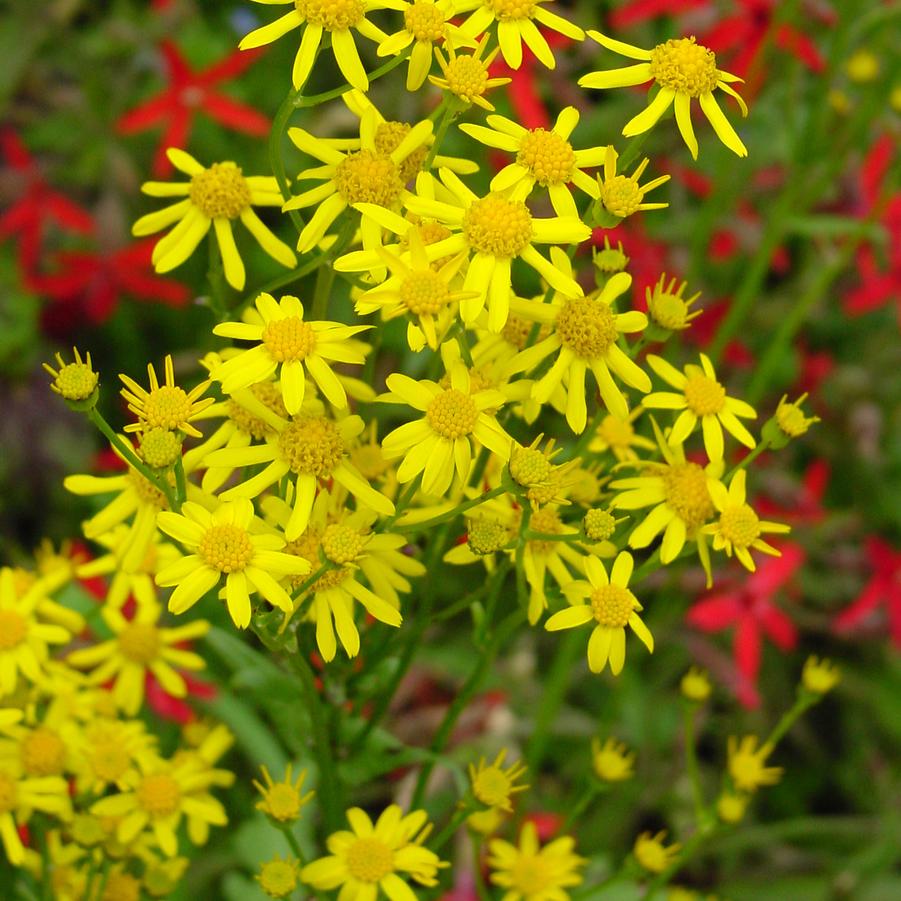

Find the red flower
[[609, 0, 709, 29], [0, 130, 93, 273], [834, 537, 901, 646], [118, 41, 270, 176], [687, 544, 802, 707], [146, 670, 217, 724]]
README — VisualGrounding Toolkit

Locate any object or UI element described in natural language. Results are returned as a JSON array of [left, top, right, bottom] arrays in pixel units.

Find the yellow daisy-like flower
[[591, 737, 635, 782], [66, 597, 209, 716], [597, 146, 669, 221], [155, 499, 311, 629], [43, 347, 99, 404], [801, 655, 840, 695], [0, 766, 71, 865], [380, 362, 512, 497], [285, 109, 433, 254], [238, 0, 398, 90], [119, 355, 213, 439], [646, 273, 702, 332], [589, 407, 656, 462], [253, 764, 314, 824], [488, 820, 586, 901], [301, 805, 447, 898], [430, 35, 512, 111], [456, 0, 584, 70], [773, 392, 820, 440], [72, 717, 157, 795], [133, 149, 296, 290], [545, 551, 653, 675], [727, 735, 782, 793], [460, 107, 605, 218], [680, 666, 712, 702], [579, 32, 748, 159], [403, 169, 591, 331], [469, 749, 529, 813], [644, 352, 756, 462], [506, 269, 650, 431], [211, 293, 370, 415], [257, 854, 302, 899], [633, 830, 681, 873], [704, 470, 790, 572]]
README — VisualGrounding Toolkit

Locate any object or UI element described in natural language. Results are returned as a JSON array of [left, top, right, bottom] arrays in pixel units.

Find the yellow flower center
[[0, 609, 27, 650], [602, 175, 643, 218], [649, 290, 691, 330], [295, 0, 364, 30], [584, 508, 616, 541], [405, 1, 446, 42], [718, 504, 761, 548], [501, 314, 548, 349], [118, 622, 161, 664], [400, 269, 451, 316], [510, 856, 552, 894], [662, 462, 715, 528], [261, 783, 305, 821], [101, 871, 141, 901], [258, 859, 299, 897], [334, 151, 404, 207], [590, 584, 635, 628], [375, 122, 428, 183], [286, 531, 349, 591], [426, 388, 479, 439], [128, 470, 170, 508], [141, 385, 193, 431], [88, 741, 132, 784], [136, 772, 181, 818], [650, 36, 720, 97], [486, 0, 537, 20], [199, 524, 255, 573], [527, 507, 564, 555], [262, 316, 317, 362], [556, 297, 618, 359], [53, 362, 98, 401], [467, 518, 510, 555], [227, 382, 287, 440], [22, 727, 66, 776], [442, 53, 491, 102], [189, 163, 251, 219], [0, 774, 18, 814], [408, 219, 453, 249], [463, 195, 533, 257], [510, 447, 552, 487], [346, 837, 395, 883], [597, 414, 635, 449], [517, 129, 576, 185], [320, 523, 366, 564], [776, 402, 811, 437], [278, 417, 345, 476], [138, 428, 182, 469], [594, 243, 629, 273], [684, 373, 726, 416], [472, 766, 514, 807]]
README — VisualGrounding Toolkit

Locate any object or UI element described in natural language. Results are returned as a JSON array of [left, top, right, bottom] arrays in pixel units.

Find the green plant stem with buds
[[683, 702, 706, 823]]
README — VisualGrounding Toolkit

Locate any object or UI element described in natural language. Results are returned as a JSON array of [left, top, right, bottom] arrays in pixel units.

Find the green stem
[[380, 477, 422, 531], [310, 217, 356, 321], [644, 825, 715, 899], [295, 49, 411, 109], [560, 782, 604, 834], [174, 453, 187, 505], [235, 252, 332, 317], [472, 835, 490, 901], [765, 691, 816, 749], [424, 98, 463, 170], [432, 803, 475, 852], [683, 703, 705, 824], [270, 87, 307, 237], [724, 437, 771, 482]]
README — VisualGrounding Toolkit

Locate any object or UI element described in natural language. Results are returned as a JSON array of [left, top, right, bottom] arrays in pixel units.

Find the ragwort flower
[[469, 749, 529, 812], [430, 36, 512, 112], [596, 146, 669, 222], [633, 830, 680, 873], [727, 735, 782, 792]]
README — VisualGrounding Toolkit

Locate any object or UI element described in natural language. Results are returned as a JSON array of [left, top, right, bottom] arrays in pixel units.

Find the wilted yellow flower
[[728, 735, 783, 793], [591, 737, 635, 782], [634, 830, 681, 873]]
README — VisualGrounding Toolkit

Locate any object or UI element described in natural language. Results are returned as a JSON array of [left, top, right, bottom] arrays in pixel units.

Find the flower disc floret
[[136, 773, 181, 817], [52, 361, 98, 401], [405, 1, 445, 41], [262, 317, 317, 362], [442, 54, 492, 101], [346, 838, 395, 882], [717, 504, 761, 548], [142, 387, 194, 431], [335, 151, 404, 206], [321, 523, 366, 564], [375, 121, 428, 182], [517, 129, 576, 184], [22, 729, 66, 776], [295, 0, 365, 29], [584, 509, 616, 541], [279, 417, 346, 476], [199, 524, 255, 572], [650, 37, 719, 96], [426, 389, 479, 439], [510, 447, 552, 486], [0, 610, 26, 650], [139, 429, 182, 469], [462, 195, 534, 257], [591, 584, 635, 628], [663, 463, 715, 528], [684, 373, 726, 415], [400, 270, 451, 315], [117, 623, 161, 664], [189, 163, 251, 219], [556, 297, 618, 359], [602, 176, 643, 218], [486, 0, 537, 19], [468, 519, 510, 555]]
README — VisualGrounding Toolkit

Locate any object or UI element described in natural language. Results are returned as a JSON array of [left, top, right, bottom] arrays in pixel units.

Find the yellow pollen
[[189, 163, 251, 219], [590, 584, 635, 628], [405, 1, 446, 42], [118, 622, 161, 664], [22, 728, 66, 776], [101, 871, 141, 901], [141, 385, 193, 431], [136, 772, 181, 817], [510, 857, 552, 894], [295, 0, 364, 30], [52, 362, 98, 401], [400, 270, 451, 316], [718, 504, 761, 548], [602, 175, 643, 218], [597, 414, 634, 448], [128, 470, 170, 509], [199, 524, 255, 573], [650, 36, 720, 96], [662, 462, 715, 528], [334, 151, 404, 206], [375, 122, 428, 183], [443, 54, 491, 103], [517, 129, 576, 185], [486, 0, 537, 20], [426, 389, 479, 439], [0, 774, 16, 814], [510, 447, 552, 487], [262, 316, 317, 362], [278, 417, 345, 476], [345, 837, 395, 883], [684, 373, 726, 416], [138, 428, 182, 469], [463, 195, 533, 257], [584, 508, 616, 541], [0, 609, 27, 650], [528, 508, 564, 555], [321, 523, 366, 564], [473, 766, 514, 807], [556, 297, 618, 359], [227, 382, 287, 440]]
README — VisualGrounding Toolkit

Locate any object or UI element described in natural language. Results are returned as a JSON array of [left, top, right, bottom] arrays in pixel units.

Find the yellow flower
[[716, 791, 748, 824], [43, 347, 99, 404], [704, 470, 790, 572], [430, 35, 512, 111], [403, 169, 591, 331], [773, 393, 820, 439], [212, 293, 370, 415], [469, 749, 529, 812], [257, 854, 302, 898], [634, 830, 681, 873], [456, 0, 584, 70], [302, 805, 447, 897], [582, 508, 621, 543], [119, 355, 213, 438], [507, 269, 650, 431], [644, 352, 756, 461], [66, 596, 209, 715], [580, 33, 748, 159], [727, 735, 782, 793], [801, 656, 841, 695], [680, 666, 712, 702], [155, 499, 311, 629], [0, 766, 71, 864], [133, 149, 296, 290], [460, 107, 604, 218], [591, 737, 635, 782], [589, 407, 656, 462], [647, 274, 702, 331], [593, 234, 629, 273], [284, 109, 433, 253], [72, 717, 157, 795], [488, 820, 586, 901], [846, 49, 879, 82], [597, 146, 669, 221], [253, 764, 314, 823], [545, 551, 653, 675]]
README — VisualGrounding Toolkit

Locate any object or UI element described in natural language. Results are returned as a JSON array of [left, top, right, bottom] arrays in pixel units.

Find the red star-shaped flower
[[118, 41, 270, 176], [834, 537, 901, 646], [687, 544, 802, 707]]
